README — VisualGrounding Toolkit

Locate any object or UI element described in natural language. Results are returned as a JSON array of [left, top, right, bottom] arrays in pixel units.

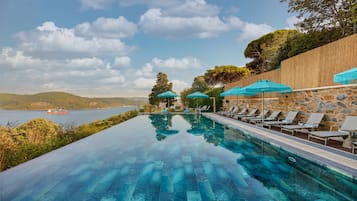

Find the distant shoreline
[[0, 105, 136, 111], [0, 91, 147, 110]]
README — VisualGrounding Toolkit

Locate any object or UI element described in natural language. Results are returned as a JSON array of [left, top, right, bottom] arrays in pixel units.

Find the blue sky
[[0, 0, 297, 97]]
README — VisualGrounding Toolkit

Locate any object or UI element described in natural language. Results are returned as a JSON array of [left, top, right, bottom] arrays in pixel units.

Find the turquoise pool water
[[0, 114, 355, 201]]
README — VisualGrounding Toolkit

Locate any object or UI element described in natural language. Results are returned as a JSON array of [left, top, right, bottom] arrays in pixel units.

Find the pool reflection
[[149, 114, 179, 141]]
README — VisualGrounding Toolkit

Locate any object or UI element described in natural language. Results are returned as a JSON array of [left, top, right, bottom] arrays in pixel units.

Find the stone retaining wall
[[225, 85, 357, 130]]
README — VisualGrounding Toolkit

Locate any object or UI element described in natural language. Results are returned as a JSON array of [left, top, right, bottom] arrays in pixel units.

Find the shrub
[[0, 110, 138, 171]]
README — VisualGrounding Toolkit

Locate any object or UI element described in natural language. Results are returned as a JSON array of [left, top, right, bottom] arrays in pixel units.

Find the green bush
[[143, 104, 158, 112], [0, 110, 138, 171]]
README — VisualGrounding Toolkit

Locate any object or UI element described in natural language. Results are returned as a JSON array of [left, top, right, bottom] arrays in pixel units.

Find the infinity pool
[[0, 114, 355, 200]]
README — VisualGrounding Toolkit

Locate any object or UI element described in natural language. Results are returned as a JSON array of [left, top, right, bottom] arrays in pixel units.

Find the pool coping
[[203, 113, 357, 178]]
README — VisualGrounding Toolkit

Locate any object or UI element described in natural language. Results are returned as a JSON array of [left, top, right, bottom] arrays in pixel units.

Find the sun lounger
[[205, 105, 211, 111], [281, 113, 324, 135], [241, 110, 269, 123], [219, 106, 235, 116], [233, 108, 257, 120], [250, 111, 281, 124], [231, 108, 248, 119], [227, 107, 240, 117], [308, 116, 357, 145], [263, 111, 298, 129]]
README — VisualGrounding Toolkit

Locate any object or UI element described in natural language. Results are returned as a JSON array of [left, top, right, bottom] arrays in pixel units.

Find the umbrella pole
[[196, 99, 198, 113], [261, 92, 264, 126]]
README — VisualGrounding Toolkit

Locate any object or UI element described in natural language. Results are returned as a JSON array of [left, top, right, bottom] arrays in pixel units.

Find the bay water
[[0, 106, 137, 127]]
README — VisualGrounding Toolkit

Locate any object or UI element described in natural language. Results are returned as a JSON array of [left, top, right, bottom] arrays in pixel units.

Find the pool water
[[0, 114, 355, 201]]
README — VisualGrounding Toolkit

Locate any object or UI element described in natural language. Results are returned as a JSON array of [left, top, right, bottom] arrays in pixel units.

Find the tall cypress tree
[[149, 72, 172, 105]]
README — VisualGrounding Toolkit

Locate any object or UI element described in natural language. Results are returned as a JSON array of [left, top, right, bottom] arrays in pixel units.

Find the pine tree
[[149, 72, 172, 105]]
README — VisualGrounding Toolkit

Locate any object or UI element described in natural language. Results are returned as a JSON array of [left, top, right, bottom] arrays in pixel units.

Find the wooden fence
[[225, 33, 357, 90]]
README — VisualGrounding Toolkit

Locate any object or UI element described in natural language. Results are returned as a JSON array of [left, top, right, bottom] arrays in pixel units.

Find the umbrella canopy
[[220, 86, 256, 106], [158, 91, 178, 108], [333, 67, 357, 84], [187, 92, 209, 110], [244, 80, 292, 125], [187, 92, 209, 99], [220, 86, 241, 97], [244, 80, 292, 93], [158, 91, 179, 98]]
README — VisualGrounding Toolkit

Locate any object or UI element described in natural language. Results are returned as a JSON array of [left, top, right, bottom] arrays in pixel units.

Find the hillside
[[0, 92, 147, 110]]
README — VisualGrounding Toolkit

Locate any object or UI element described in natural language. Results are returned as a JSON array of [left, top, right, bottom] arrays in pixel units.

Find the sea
[[0, 106, 137, 127]]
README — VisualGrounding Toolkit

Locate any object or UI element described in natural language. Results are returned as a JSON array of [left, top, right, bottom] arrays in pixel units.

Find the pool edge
[[203, 113, 357, 179]]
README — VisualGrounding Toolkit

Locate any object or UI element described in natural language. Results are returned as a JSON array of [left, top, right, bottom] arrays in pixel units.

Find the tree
[[148, 72, 173, 105], [281, 0, 356, 36], [272, 29, 342, 66], [192, 76, 209, 92], [180, 88, 193, 108], [204, 65, 251, 86], [244, 30, 299, 73]]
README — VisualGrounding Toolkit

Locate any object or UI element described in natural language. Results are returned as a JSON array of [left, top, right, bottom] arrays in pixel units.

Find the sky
[[0, 0, 298, 97]]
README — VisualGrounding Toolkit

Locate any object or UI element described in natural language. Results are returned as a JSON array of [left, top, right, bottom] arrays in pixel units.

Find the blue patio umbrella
[[244, 80, 292, 124], [220, 86, 241, 97], [158, 91, 178, 108], [158, 91, 179, 98], [187, 92, 209, 109], [333, 67, 357, 84], [220, 86, 256, 105]]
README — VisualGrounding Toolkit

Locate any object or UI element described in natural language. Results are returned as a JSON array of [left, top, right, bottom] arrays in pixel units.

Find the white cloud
[[17, 21, 133, 58], [238, 22, 274, 41], [226, 16, 274, 41], [163, 0, 219, 17], [0, 47, 126, 93], [135, 63, 154, 77], [151, 57, 201, 69], [171, 79, 189, 92], [114, 56, 131, 67], [138, 3, 274, 40], [66, 57, 107, 68], [286, 16, 302, 29], [75, 16, 137, 38], [80, 0, 114, 9], [139, 8, 229, 38], [100, 75, 126, 83], [0, 48, 43, 69], [133, 77, 156, 89], [119, 0, 179, 8]]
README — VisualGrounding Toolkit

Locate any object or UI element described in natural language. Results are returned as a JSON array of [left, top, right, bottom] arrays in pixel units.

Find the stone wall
[[224, 85, 356, 130]]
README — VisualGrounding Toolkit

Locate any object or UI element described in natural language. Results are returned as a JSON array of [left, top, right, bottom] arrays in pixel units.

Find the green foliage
[[192, 76, 209, 92], [272, 29, 342, 66], [281, 0, 356, 36], [0, 92, 147, 110], [180, 88, 194, 108], [183, 87, 223, 111], [0, 110, 138, 171], [149, 72, 173, 105], [143, 104, 158, 112], [205, 87, 224, 112], [244, 30, 299, 73], [204, 65, 251, 85], [16, 118, 62, 144]]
